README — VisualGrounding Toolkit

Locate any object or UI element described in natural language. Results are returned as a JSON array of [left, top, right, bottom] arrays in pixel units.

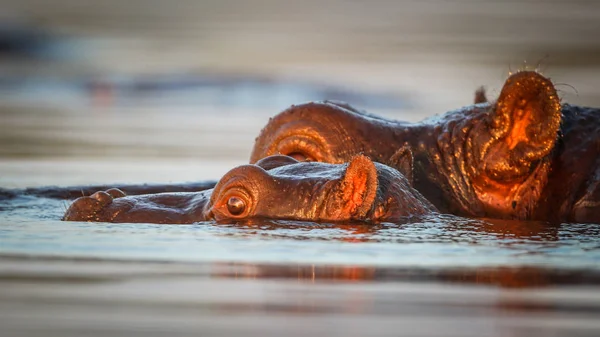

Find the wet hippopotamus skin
[[63, 155, 436, 224], [250, 71, 600, 223]]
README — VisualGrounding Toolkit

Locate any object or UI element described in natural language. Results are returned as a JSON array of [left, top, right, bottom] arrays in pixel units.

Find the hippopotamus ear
[[487, 71, 561, 158], [338, 155, 379, 218], [255, 155, 300, 170], [390, 146, 414, 186], [474, 86, 488, 104]]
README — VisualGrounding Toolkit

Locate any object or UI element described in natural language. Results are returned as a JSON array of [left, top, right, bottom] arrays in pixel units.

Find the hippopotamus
[[250, 71, 600, 223], [63, 155, 436, 224]]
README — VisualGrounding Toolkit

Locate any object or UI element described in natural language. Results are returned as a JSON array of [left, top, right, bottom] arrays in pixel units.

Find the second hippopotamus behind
[[250, 71, 600, 223], [63, 154, 436, 224]]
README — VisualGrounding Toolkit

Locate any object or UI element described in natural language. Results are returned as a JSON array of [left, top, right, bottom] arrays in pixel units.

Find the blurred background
[[1, 0, 600, 187]]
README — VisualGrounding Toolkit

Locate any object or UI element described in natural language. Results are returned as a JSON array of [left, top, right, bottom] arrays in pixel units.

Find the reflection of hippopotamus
[[251, 71, 600, 223], [63, 155, 436, 224]]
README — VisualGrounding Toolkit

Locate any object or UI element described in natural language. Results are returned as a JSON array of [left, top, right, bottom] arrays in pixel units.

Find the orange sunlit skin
[[251, 71, 600, 223], [63, 155, 436, 224]]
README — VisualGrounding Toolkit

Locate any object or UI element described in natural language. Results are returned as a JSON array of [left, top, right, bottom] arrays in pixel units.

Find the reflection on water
[[212, 262, 600, 289], [3, 184, 599, 336], [2, 254, 600, 337]]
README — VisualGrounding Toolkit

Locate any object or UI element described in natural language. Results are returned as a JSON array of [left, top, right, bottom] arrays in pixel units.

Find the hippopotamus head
[[63, 155, 436, 224], [249, 71, 564, 220], [205, 154, 435, 222]]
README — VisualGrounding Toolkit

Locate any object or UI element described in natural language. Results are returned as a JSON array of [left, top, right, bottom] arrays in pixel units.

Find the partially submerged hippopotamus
[[63, 155, 436, 224], [250, 71, 600, 223]]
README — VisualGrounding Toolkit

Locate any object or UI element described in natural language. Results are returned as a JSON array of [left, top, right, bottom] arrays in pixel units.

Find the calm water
[[2, 187, 600, 336], [1, 193, 599, 269]]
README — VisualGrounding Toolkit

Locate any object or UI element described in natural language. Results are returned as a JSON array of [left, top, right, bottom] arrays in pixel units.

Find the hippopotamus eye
[[227, 196, 246, 216]]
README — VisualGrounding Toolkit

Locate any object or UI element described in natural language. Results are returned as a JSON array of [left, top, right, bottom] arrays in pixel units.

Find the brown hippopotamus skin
[[250, 71, 600, 223], [63, 155, 436, 224]]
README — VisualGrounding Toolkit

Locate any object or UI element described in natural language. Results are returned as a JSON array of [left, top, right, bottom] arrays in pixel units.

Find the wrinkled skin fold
[[63, 155, 437, 224], [251, 71, 599, 223]]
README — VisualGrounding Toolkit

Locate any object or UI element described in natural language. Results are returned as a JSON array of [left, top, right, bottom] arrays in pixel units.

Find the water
[[2, 193, 600, 336], [2, 195, 600, 269]]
